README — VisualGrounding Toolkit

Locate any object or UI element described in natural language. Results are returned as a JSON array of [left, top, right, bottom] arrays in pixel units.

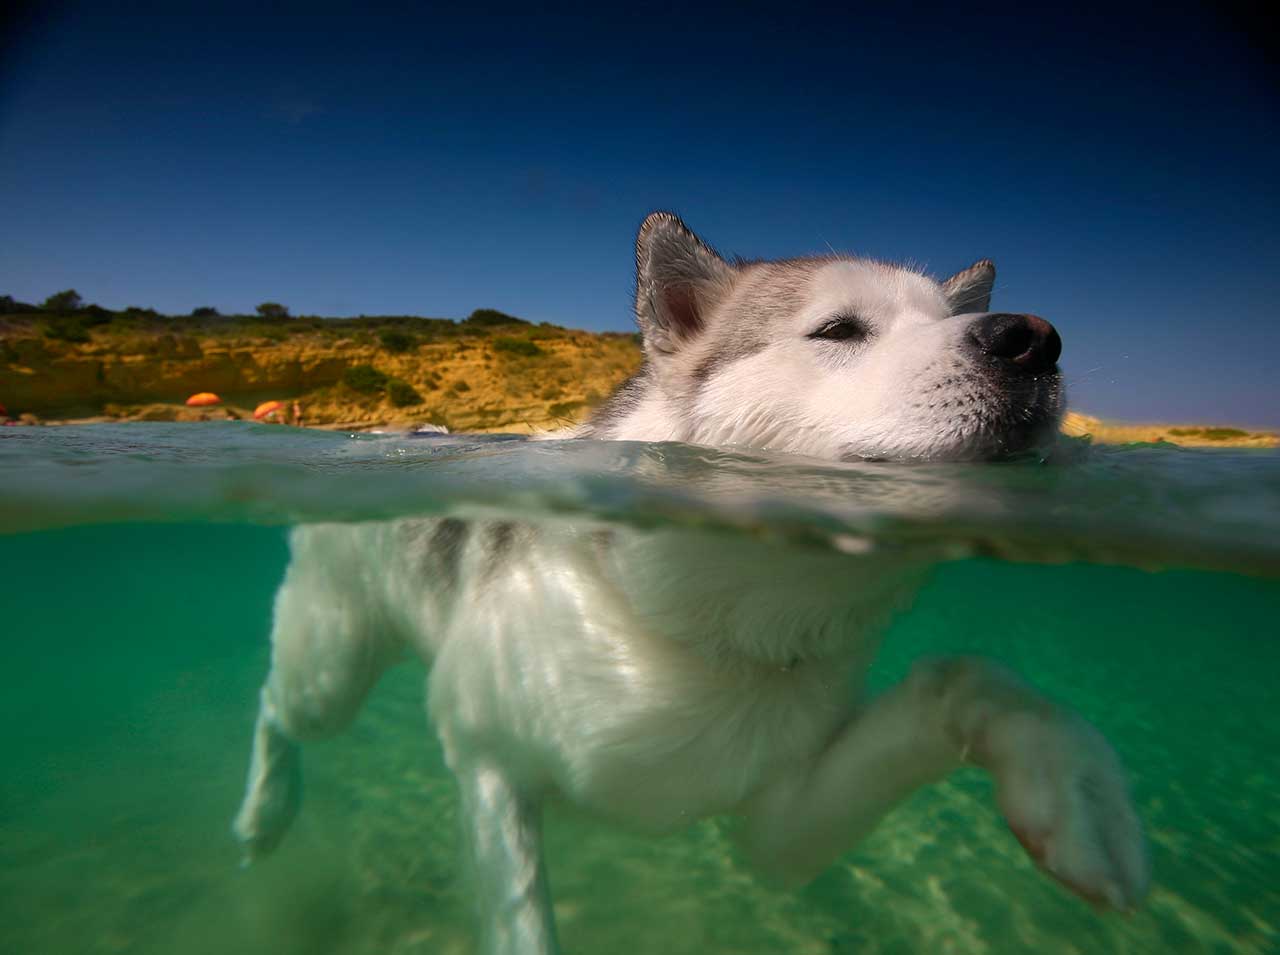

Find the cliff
[[0, 313, 642, 432]]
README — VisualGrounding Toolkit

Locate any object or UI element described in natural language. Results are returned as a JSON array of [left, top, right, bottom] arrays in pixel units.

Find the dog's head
[[624, 212, 1065, 462]]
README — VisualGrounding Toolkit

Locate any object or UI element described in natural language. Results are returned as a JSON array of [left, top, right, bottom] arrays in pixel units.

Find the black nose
[[967, 313, 1062, 374]]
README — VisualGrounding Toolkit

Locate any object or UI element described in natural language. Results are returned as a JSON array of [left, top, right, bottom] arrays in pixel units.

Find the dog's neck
[[575, 367, 688, 443]]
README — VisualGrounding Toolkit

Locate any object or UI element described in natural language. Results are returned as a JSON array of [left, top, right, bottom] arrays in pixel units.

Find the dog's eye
[[808, 317, 869, 342]]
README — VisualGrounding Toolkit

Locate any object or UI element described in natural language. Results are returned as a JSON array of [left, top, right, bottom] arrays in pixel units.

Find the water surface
[[2, 424, 1277, 953]]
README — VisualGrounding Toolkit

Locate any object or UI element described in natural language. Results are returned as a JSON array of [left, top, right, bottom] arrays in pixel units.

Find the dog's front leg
[[455, 760, 559, 955], [742, 657, 1148, 910]]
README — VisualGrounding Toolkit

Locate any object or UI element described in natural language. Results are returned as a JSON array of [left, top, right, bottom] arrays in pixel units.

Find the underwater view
[[2, 424, 1278, 955]]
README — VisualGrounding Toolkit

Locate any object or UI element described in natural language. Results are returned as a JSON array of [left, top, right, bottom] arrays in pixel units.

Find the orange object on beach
[[253, 400, 285, 420], [185, 392, 221, 407]]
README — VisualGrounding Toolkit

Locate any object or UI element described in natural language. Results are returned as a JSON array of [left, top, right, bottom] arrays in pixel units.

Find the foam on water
[[2, 423, 1278, 954]]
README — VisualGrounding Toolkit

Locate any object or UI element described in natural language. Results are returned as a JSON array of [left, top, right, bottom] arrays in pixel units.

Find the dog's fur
[[233, 214, 1147, 954]]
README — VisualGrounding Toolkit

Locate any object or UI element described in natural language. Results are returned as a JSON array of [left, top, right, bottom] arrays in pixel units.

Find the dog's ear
[[635, 212, 734, 356], [941, 259, 996, 314]]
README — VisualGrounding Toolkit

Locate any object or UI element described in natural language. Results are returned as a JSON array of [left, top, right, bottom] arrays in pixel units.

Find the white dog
[[233, 213, 1148, 954]]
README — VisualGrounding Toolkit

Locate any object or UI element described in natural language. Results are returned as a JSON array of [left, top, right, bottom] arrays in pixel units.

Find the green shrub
[[379, 329, 417, 353], [43, 317, 90, 343], [386, 378, 422, 407], [1168, 427, 1249, 440], [0, 294, 40, 314], [343, 364, 389, 394], [79, 306, 114, 327], [451, 379, 471, 392], [1201, 428, 1248, 440], [256, 302, 290, 319], [464, 308, 529, 327], [42, 289, 83, 311], [492, 337, 544, 357]]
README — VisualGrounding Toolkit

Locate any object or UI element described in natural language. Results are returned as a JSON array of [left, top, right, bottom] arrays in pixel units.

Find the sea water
[[1, 423, 1277, 954]]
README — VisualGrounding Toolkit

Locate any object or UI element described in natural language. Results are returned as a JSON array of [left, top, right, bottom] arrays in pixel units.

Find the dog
[[233, 212, 1148, 954]]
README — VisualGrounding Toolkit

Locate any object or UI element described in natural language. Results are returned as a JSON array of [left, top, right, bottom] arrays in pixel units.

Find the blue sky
[[2, 2, 1277, 426]]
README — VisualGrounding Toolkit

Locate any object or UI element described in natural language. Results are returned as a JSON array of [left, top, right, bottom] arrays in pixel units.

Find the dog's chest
[[557, 663, 850, 829], [426, 549, 852, 830]]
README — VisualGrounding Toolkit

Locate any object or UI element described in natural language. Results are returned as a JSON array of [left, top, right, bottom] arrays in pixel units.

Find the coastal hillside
[[1061, 413, 1279, 449], [1, 301, 1275, 446], [0, 305, 642, 432]]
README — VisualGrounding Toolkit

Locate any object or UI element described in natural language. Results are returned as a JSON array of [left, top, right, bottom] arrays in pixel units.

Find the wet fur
[[233, 213, 1146, 954]]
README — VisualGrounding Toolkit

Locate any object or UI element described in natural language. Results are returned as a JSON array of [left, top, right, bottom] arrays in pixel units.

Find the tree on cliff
[[1, 295, 39, 313], [42, 289, 83, 312], [256, 302, 290, 319]]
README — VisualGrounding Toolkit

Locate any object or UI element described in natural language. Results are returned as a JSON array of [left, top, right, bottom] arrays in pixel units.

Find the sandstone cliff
[[0, 315, 642, 432]]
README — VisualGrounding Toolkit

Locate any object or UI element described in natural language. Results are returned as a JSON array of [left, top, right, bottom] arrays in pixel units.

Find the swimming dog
[[233, 213, 1147, 954]]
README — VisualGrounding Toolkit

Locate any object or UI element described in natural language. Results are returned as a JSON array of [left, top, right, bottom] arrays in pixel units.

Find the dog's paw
[[231, 738, 302, 866], [987, 709, 1149, 911]]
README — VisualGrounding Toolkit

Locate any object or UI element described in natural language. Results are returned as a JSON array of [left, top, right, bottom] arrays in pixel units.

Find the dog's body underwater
[[234, 213, 1148, 954]]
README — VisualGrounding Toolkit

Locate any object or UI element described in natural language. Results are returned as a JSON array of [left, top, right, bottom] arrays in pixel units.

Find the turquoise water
[[2, 424, 1278, 954]]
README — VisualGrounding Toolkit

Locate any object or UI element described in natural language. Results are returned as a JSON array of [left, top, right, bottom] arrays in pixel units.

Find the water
[[2, 423, 1278, 954]]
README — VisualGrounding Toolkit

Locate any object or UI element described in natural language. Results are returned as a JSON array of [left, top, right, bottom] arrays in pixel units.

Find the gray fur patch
[[582, 368, 651, 436], [689, 337, 769, 387], [687, 261, 817, 388], [429, 518, 469, 591], [481, 521, 521, 579]]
